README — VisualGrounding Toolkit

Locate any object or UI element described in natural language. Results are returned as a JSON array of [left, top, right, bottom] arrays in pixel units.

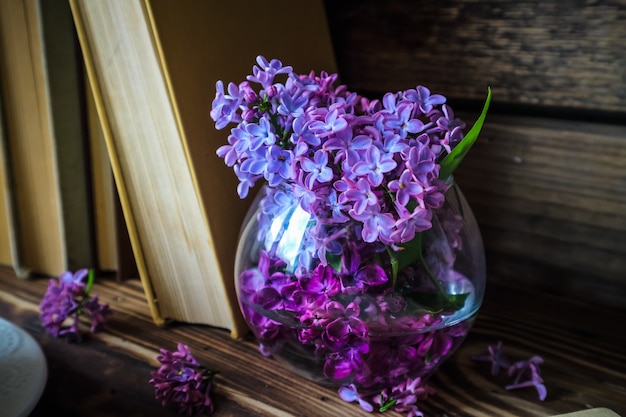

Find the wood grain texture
[[323, 0, 626, 114], [453, 114, 626, 309], [0, 266, 624, 416]]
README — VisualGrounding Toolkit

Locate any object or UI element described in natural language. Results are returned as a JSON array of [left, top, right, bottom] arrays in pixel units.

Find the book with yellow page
[[0, 0, 95, 277], [69, 0, 338, 338], [86, 76, 138, 281], [0, 84, 22, 275]]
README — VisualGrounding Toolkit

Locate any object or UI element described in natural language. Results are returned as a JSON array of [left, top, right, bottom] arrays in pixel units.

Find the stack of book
[[1, 0, 338, 339], [0, 0, 136, 281]]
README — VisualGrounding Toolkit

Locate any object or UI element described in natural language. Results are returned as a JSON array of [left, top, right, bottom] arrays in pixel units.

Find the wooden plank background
[[323, 0, 626, 114], [323, 0, 626, 309]]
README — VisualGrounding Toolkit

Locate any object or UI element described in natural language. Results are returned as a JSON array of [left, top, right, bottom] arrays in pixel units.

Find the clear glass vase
[[234, 177, 485, 391]]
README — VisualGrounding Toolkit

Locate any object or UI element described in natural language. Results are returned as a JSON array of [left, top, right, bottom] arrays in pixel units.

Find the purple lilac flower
[[39, 269, 112, 342], [472, 340, 511, 376], [324, 128, 372, 171], [324, 339, 370, 380], [404, 85, 447, 115], [209, 80, 242, 130], [246, 55, 292, 88], [300, 149, 333, 188], [388, 169, 424, 208], [506, 356, 547, 401], [351, 205, 396, 244], [383, 103, 429, 139], [325, 301, 366, 341], [473, 341, 547, 401], [82, 295, 113, 334], [307, 107, 349, 138], [341, 178, 379, 216], [338, 384, 375, 412], [351, 145, 397, 187], [374, 377, 436, 416], [149, 343, 218, 415]]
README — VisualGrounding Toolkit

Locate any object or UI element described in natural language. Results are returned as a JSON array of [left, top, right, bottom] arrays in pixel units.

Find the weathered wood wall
[[323, 0, 626, 309]]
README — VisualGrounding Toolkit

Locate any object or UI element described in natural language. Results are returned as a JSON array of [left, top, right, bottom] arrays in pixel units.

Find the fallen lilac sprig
[[473, 341, 547, 401], [150, 343, 219, 415], [39, 268, 112, 342]]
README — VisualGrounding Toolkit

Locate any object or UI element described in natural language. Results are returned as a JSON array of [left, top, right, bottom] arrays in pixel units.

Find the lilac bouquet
[[211, 56, 490, 415]]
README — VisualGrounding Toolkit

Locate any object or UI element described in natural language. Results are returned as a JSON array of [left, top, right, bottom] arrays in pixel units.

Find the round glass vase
[[234, 177, 486, 391]]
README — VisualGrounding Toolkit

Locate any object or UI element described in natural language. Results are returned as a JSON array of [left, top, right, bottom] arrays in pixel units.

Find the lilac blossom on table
[[39, 269, 112, 342], [473, 341, 548, 401], [149, 343, 218, 415]]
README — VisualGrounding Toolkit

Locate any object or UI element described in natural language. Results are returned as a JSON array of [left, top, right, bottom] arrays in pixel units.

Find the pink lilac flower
[[39, 269, 112, 342], [150, 343, 218, 415]]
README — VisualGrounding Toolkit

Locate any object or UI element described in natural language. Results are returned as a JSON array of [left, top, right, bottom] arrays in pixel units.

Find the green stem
[[413, 233, 448, 296], [379, 397, 397, 412], [390, 232, 454, 310], [386, 246, 399, 290]]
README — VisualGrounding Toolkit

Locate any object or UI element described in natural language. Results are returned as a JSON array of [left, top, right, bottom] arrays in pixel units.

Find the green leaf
[[326, 253, 342, 273], [85, 269, 95, 295], [439, 87, 492, 180], [395, 232, 423, 272], [386, 246, 399, 289]]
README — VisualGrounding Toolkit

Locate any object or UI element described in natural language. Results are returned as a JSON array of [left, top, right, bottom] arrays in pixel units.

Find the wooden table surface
[[0, 265, 624, 417]]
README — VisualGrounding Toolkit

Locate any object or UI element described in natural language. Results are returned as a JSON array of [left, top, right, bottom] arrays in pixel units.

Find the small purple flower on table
[[506, 355, 547, 401], [150, 343, 219, 415], [473, 341, 547, 401], [39, 269, 112, 342]]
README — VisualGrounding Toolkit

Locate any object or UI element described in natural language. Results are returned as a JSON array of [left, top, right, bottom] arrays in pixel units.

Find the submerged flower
[[150, 343, 219, 415], [39, 269, 112, 342]]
